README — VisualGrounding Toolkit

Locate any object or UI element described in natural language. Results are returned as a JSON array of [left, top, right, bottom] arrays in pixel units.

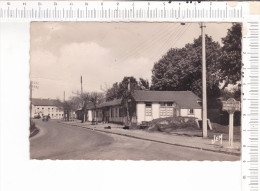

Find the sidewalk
[[60, 120, 241, 156]]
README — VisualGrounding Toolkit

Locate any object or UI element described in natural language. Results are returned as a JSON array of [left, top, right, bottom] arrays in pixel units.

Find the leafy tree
[[118, 77, 139, 126], [80, 92, 91, 123], [57, 98, 79, 121], [105, 76, 141, 101], [89, 92, 104, 124], [106, 82, 120, 101], [151, 35, 221, 98], [218, 23, 242, 89], [104, 76, 141, 125], [220, 83, 241, 101], [139, 78, 150, 90]]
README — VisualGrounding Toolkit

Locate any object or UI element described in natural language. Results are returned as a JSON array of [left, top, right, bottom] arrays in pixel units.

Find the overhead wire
[[117, 23, 179, 63]]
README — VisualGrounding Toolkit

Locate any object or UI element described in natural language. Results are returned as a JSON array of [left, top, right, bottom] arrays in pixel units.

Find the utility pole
[[81, 75, 83, 95], [63, 91, 66, 121], [30, 81, 39, 118], [201, 22, 208, 138], [30, 81, 33, 118], [81, 76, 86, 123]]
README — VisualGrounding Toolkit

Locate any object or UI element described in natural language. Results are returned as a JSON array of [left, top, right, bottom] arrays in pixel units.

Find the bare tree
[[89, 92, 104, 124], [56, 96, 81, 121], [80, 92, 90, 123]]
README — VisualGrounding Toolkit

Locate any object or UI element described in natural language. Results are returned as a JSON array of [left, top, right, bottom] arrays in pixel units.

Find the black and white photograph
[[30, 22, 242, 161]]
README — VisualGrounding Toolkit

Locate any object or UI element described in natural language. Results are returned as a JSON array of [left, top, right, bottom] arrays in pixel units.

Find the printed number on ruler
[[0, 1, 244, 20]]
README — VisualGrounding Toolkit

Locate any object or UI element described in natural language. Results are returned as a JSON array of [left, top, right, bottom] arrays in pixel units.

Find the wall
[[194, 109, 202, 119], [31, 105, 64, 119], [152, 103, 160, 119], [180, 108, 202, 119], [136, 102, 145, 124], [87, 110, 93, 121], [109, 106, 126, 124]]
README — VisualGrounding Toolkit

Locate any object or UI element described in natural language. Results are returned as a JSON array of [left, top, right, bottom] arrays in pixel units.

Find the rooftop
[[133, 90, 202, 109], [96, 99, 122, 108], [31, 98, 61, 107]]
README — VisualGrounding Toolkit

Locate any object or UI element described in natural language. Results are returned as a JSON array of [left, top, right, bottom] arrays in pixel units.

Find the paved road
[[30, 120, 239, 160]]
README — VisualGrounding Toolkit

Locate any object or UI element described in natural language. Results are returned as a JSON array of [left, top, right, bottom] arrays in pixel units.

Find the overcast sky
[[30, 22, 232, 100]]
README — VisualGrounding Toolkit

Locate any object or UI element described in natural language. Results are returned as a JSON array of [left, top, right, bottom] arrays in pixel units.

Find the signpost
[[222, 98, 240, 147]]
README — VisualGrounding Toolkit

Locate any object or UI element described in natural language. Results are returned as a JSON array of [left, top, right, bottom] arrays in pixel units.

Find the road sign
[[222, 98, 240, 114], [222, 98, 240, 147]]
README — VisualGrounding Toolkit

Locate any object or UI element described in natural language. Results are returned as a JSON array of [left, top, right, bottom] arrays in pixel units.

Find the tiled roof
[[133, 90, 202, 109], [31, 98, 61, 107], [96, 99, 122, 108]]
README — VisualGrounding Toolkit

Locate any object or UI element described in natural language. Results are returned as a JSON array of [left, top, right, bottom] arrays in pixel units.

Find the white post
[[201, 22, 207, 138], [229, 113, 234, 147]]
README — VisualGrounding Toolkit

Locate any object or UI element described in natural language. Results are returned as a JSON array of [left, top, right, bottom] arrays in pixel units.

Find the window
[[160, 102, 173, 107], [160, 102, 174, 117], [166, 102, 173, 106], [145, 103, 152, 116], [188, 109, 194, 114], [42, 108, 44, 110]]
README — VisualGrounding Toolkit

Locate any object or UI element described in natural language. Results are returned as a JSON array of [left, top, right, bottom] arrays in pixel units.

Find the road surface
[[30, 120, 239, 160]]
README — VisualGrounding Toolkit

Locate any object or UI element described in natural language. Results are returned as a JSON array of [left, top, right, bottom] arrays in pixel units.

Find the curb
[[60, 122, 240, 157]]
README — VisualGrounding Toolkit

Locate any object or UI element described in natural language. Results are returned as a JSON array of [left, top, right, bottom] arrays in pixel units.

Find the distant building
[[86, 90, 202, 125], [31, 98, 64, 119]]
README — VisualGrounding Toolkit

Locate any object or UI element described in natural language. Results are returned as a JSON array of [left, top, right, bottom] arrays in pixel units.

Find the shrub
[[30, 120, 39, 137], [30, 120, 36, 132]]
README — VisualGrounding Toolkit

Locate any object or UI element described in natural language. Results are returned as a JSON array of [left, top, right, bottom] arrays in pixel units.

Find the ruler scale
[[0, 1, 245, 21], [242, 20, 259, 191], [0, 1, 259, 191]]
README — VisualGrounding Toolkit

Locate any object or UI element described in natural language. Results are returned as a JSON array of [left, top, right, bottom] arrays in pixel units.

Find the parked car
[[33, 114, 41, 119], [42, 115, 49, 121]]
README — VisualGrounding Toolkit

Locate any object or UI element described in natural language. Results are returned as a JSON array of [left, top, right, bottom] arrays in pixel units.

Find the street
[[30, 120, 239, 160]]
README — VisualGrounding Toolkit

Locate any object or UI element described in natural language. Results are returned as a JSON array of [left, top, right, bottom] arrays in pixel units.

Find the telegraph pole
[[30, 81, 33, 118], [201, 22, 208, 138], [63, 91, 66, 121], [30, 81, 39, 118], [81, 75, 83, 95], [81, 76, 86, 123]]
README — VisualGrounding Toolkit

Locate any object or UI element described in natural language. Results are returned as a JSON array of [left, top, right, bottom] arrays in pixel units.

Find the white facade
[[87, 110, 93, 121], [136, 102, 202, 124], [136, 103, 145, 123], [180, 108, 202, 120], [31, 105, 64, 119]]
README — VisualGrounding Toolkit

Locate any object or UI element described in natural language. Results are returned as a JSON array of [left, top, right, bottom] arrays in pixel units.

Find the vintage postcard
[[30, 22, 241, 161], [1, 2, 259, 191]]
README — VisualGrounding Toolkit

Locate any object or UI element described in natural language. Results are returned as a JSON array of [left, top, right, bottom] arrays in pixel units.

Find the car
[[33, 115, 41, 119], [42, 115, 48, 121]]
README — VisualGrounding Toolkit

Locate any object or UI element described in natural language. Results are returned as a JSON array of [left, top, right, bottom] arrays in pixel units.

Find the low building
[[75, 103, 94, 122], [88, 90, 202, 125], [31, 98, 64, 119]]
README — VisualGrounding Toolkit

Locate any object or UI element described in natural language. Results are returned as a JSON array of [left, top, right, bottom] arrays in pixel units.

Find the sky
[[30, 22, 232, 100]]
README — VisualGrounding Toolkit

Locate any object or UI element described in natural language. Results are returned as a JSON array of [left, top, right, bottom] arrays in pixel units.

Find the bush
[[30, 120, 36, 132], [30, 120, 39, 137], [147, 117, 198, 133]]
